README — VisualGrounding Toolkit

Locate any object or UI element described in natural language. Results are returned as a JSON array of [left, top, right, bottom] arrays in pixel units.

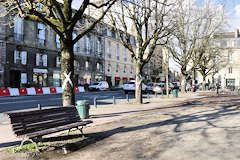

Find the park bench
[[5, 106, 93, 151]]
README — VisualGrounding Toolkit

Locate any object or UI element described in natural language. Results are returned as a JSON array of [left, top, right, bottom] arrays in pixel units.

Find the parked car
[[146, 82, 154, 93], [123, 81, 147, 94], [88, 81, 109, 91], [152, 83, 171, 94]]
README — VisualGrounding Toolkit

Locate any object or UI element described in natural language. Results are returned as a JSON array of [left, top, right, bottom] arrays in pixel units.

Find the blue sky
[[195, 0, 240, 31], [225, 0, 240, 30]]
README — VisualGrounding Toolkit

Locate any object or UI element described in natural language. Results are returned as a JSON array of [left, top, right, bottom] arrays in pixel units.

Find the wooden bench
[[5, 106, 93, 151]]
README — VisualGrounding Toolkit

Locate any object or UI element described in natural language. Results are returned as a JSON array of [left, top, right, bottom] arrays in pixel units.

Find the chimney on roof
[[235, 28, 239, 38]]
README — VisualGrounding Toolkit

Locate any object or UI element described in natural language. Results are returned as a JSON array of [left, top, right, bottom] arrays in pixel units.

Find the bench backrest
[[5, 106, 81, 137]]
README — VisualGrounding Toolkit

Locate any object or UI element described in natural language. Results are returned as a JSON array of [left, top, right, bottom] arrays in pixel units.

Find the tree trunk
[[181, 75, 187, 93], [202, 75, 206, 91], [61, 39, 75, 106], [135, 63, 143, 104]]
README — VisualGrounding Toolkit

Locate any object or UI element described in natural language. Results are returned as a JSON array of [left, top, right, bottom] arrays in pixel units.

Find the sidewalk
[[0, 92, 204, 150]]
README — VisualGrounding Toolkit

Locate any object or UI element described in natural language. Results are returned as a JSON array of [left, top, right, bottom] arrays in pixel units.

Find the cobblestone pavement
[[2, 92, 240, 160]]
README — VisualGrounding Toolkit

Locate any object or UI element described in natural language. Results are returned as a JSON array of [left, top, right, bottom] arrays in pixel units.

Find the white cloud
[[234, 4, 240, 17]]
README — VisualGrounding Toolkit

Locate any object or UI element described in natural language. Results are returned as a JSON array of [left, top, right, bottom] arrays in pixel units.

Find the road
[[0, 90, 139, 113]]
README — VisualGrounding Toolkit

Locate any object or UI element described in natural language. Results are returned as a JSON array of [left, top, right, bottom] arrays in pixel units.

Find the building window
[[56, 56, 61, 67], [73, 33, 78, 53], [124, 47, 127, 62], [107, 41, 111, 58], [36, 53, 47, 67], [124, 65, 127, 73], [14, 18, 23, 41], [74, 60, 80, 70], [107, 29, 111, 37], [56, 34, 60, 49], [227, 41, 234, 48], [96, 62, 102, 72], [116, 63, 119, 72], [107, 64, 111, 72], [229, 67, 232, 74], [37, 23, 45, 46], [130, 66, 133, 74], [14, 50, 27, 65], [116, 44, 119, 60], [97, 38, 102, 56], [228, 52, 233, 63], [86, 36, 91, 55], [85, 61, 89, 70]]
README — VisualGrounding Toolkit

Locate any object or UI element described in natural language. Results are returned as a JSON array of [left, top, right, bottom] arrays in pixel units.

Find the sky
[[225, 0, 240, 30]]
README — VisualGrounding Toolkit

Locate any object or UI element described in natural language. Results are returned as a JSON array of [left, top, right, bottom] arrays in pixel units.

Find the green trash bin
[[173, 89, 178, 98], [76, 100, 90, 119], [206, 85, 209, 91]]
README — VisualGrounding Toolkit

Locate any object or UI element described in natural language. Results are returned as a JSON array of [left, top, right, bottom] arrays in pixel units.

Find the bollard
[[38, 104, 42, 110], [126, 94, 129, 102], [113, 96, 116, 104], [147, 92, 150, 99], [155, 92, 157, 97], [94, 97, 97, 108]]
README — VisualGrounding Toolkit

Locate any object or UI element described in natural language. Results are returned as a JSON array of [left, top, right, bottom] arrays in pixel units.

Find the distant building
[[104, 28, 136, 87], [197, 29, 240, 89]]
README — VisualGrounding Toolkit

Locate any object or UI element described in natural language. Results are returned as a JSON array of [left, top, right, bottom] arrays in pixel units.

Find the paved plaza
[[1, 91, 240, 160]]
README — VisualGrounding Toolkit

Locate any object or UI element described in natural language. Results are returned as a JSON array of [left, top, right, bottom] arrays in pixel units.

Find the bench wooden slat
[[6, 106, 92, 137], [11, 111, 79, 127], [14, 118, 82, 136], [24, 120, 93, 138], [6, 106, 74, 118]]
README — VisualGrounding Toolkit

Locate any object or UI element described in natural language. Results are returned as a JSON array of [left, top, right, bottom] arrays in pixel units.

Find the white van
[[88, 81, 109, 91]]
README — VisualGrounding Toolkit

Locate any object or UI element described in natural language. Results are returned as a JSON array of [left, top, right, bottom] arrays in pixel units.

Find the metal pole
[[94, 97, 97, 108], [38, 104, 42, 110], [113, 96, 116, 104], [126, 94, 129, 102], [155, 92, 157, 97], [147, 92, 150, 99]]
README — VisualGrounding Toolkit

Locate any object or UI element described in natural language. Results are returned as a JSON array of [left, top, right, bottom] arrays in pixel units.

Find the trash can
[[173, 89, 178, 98], [206, 85, 209, 91], [76, 100, 90, 119]]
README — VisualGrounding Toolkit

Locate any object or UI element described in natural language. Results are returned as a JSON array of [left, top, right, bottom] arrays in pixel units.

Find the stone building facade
[[0, 16, 137, 88], [104, 29, 136, 87], [0, 17, 106, 88], [197, 29, 240, 89]]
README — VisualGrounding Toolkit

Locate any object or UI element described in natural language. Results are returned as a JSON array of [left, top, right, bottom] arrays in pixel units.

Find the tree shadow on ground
[[2, 95, 240, 157], [37, 95, 240, 156]]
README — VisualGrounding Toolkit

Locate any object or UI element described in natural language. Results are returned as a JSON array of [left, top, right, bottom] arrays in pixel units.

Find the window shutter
[[43, 54, 48, 66], [36, 53, 40, 66], [21, 51, 27, 65]]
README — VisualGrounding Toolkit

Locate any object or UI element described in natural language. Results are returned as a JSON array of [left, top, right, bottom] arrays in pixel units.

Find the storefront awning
[[115, 77, 121, 80], [122, 77, 128, 80], [129, 78, 135, 80]]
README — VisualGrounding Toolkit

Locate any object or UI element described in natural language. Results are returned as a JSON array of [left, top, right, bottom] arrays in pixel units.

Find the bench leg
[[78, 126, 85, 137], [20, 138, 39, 152], [67, 129, 71, 136]]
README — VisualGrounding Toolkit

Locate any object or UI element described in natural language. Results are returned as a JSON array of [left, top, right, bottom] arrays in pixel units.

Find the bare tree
[[195, 37, 227, 90], [0, 0, 116, 106], [166, 0, 226, 93], [107, 0, 174, 104]]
